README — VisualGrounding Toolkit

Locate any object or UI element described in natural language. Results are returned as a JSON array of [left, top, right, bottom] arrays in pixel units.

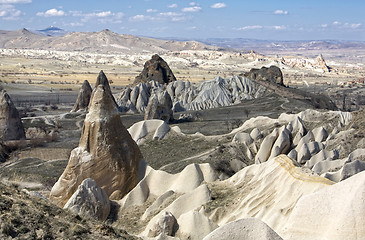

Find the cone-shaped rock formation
[[50, 73, 145, 207], [92, 70, 118, 107], [71, 80, 92, 112], [144, 90, 173, 122], [0, 90, 25, 141], [134, 54, 176, 85]]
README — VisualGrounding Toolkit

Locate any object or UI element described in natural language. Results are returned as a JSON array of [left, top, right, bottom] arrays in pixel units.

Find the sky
[[0, 0, 364, 41]]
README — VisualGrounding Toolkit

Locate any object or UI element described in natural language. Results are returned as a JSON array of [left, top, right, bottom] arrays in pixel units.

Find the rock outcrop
[[134, 54, 176, 85], [50, 72, 145, 208], [71, 80, 92, 112], [0, 90, 25, 141], [315, 54, 330, 72], [63, 178, 110, 221], [144, 90, 173, 122], [245, 66, 284, 86], [203, 218, 283, 240], [128, 119, 172, 145], [118, 76, 267, 113]]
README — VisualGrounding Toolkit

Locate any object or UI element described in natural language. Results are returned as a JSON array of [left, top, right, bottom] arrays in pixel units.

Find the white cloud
[[270, 25, 286, 30], [321, 24, 328, 28], [0, 0, 31, 3], [235, 25, 263, 31], [65, 22, 84, 27], [343, 22, 362, 29], [274, 10, 288, 15], [129, 14, 156, 22], [182, 6, 201, 12], [159, 11, 181, 17], [146, 9, 157, 13], [189, 2, 196, 6], [329, 21, 362, 29], [158, 11, 187, 22], [187, 26, 198, 30], [37, 8, 65, 17], [0, 4, 22, 19], [69, 10, 124, 24], [94, 11, 112, 17], [235, 25, 287, 31], [211, 3, 226, 9], [168, 3, 177, 8]]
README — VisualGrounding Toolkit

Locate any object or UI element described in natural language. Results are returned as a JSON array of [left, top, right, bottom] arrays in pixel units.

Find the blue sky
[[0, 0, 364, 40]]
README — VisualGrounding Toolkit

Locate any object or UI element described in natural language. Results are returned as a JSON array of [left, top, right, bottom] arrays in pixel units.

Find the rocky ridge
[[118, 66, 336, 114]]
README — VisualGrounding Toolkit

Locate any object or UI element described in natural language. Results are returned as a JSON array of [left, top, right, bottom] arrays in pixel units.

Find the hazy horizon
[[0, 0, 364, 41]]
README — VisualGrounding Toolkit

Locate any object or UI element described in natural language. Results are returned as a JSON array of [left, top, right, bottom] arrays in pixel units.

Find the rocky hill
[[0, 28, 216, 54]]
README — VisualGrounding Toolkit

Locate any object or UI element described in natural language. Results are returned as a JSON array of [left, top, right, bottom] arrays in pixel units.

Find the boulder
[[177, 209, 218, 240], [147, 211, 178, 237], [64, 178, 110, 221], [134, 54, 176, 85], [50, 72, 145, 208], [144, 91, 173, 122], [71, 80, 92, 112], [203, 218, 283, 240], [0, 90, 25, 141], [232, 132, 253, 145]]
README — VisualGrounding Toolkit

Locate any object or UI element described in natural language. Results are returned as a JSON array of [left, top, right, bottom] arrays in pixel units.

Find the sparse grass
[[139, 135, 215, 173], [0, 157, 68, 189], [0, 182, 138, 239]]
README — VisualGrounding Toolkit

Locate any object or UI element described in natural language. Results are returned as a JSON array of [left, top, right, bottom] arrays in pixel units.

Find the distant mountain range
[[199, 38, 365, 53], [0, 28, 364, 54], [0, 28, 216, 54]]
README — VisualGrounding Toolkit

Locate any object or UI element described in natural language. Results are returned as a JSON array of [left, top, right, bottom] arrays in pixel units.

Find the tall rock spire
[[50, 71, 145, 207], [71, 80, 92, 112], [0, 90, 25, 141]]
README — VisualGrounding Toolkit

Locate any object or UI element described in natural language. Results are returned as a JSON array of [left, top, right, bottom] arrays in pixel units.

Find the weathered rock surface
[[93, 70, 118, 107], [203, 218, 283, 240], [119, 76, 267, 113], [50, 72, 144, 207], [144, 90, 173, 122], [64, 178, 110, 221], [128, 119, 172, 145], [134, 54, 176, 85], [71, 80, 92, 112], [245, 65, 284, 86], [0, 90, 25, 141], [282, 170, 365, 240], [315, 54, 330, 72]]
